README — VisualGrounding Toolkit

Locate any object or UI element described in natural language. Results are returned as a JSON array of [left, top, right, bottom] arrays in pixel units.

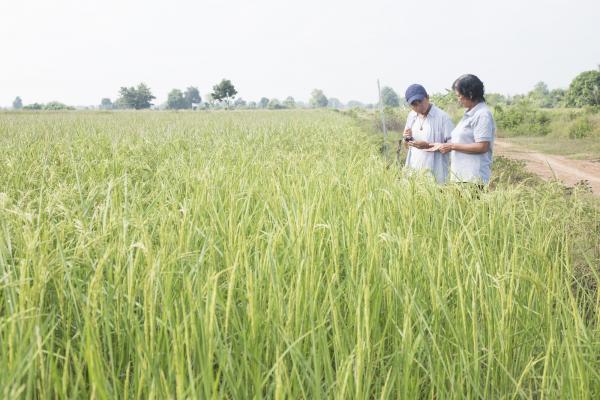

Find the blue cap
[[405, 84, 428, 105]]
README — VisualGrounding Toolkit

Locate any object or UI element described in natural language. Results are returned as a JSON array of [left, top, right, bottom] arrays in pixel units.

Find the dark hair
[[452, 74, 485, 102]]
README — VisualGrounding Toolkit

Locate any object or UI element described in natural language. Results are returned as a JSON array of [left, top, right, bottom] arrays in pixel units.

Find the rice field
[[0, 110, 599, 399]]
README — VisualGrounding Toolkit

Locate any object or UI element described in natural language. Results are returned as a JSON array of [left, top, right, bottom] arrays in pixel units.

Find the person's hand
[[409, 140, 431, 150], [438, 143, 454, 154], [403, 127, 413, 140], [424, 143, 442, 152]]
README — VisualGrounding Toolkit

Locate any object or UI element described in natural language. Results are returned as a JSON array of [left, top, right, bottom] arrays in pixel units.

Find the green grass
[[0, 110, 599, 399]]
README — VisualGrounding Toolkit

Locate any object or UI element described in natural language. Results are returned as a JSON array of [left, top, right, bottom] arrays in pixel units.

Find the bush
[[568, 117, 593, 139], [44, 101, 74, 111], [494, 104, 550, 136]]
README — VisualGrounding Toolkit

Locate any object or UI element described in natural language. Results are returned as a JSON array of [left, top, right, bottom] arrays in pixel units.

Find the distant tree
[[44, 101, 74, 110], [566, 70, 600, 107], [204, 93, 215, 108], [211, 79, 237, 108], [13, 96, 23, 110], [267, 98, 285, 109], [23, 103, 44, 110], [234, 98, 247, 108], [167, 89, 189, 110], [117, 83, 155, 109], [484, 93, 508, 107], [100, 98, 113, 110], [429, 90, 457, 110], [184, 87, 201, 108], [259, 97, 269, 108], [247, 101, 257, 109], [347, 100, 364, 109], [283, 96, 296, 108], [527, 81, 552, 108], [381, 86, 400, 107], [327, 97, 343, 109], [310, 89, 328, 108], [548, 88, 566, 107]]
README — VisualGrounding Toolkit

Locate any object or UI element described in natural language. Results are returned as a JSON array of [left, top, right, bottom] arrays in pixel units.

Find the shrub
[[568, 117, 593, 139], [494, 104, 550, 136]]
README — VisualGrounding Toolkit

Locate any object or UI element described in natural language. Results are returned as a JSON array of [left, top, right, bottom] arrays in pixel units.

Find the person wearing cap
[[437, 74, 496, 185], [400, 84, 455, 184]]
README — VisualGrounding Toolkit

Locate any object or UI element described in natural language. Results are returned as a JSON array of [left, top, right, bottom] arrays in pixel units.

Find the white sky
[[1, 0, 599, 107]]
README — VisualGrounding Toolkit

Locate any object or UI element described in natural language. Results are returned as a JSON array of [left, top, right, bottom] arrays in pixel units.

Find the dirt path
[[495, 139, 600, 195]]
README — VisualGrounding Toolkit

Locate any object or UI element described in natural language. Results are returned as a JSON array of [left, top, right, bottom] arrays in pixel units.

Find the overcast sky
[[1, 0, 599, 107]]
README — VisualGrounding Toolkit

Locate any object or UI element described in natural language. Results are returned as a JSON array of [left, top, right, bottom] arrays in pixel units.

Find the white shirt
[[404, 104, 455, 184], [449, 102, 496, 184]]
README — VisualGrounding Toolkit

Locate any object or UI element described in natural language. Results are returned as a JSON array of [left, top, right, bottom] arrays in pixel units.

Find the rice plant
[[0, 110, 598, 399]]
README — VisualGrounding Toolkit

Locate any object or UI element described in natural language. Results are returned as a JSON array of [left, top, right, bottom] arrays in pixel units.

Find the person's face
[[455, 90, 474, 109], [410, 97, 430, 114]]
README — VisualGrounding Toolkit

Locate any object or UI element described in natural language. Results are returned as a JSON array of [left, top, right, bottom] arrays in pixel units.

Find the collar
[[464, 101, 485, 117], [420, 104, 436, 118]]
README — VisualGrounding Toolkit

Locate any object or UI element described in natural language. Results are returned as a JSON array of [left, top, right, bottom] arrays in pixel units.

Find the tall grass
[[0, 111, 599, 398]]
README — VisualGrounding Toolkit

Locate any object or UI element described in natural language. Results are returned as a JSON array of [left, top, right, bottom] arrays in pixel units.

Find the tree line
[[9, 68, 600, 111]]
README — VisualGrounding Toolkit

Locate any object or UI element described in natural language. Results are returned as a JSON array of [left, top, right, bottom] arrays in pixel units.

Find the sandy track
[[495, 139, 600, 195]]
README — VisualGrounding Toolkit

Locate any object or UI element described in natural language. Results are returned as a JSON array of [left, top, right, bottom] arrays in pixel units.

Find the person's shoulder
[[431, 104, 452, 120], [473, 103, 494, 120]]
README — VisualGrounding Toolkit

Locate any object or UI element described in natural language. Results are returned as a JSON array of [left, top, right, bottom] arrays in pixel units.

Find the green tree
[[347, 100, 364, 109], [117, 83, 156, 109], [211, 79, 237, 108], [566, 70, 600, 107], [310, 89, 328, 108], [548, 88, 566, 107], [234, 98, 247, 108], [485, 93, 509, 107], [167, 89, 188, 110], [100, 98, 113, 110], [23, 103, 43, 110], [381, 86, 400, 107], [259, 97, 269, 108], [184, 87, 201, 108], [13, 96, 23, 110], [267, 98, 285, 109], [44, 101, 73, 110], [283, 96, 296, 108], [527, 81, 553, 108], [327, 97, 343, 109]]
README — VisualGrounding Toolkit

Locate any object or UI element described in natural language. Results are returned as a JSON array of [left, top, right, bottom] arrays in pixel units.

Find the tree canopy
[[211, 79, 237, 108], [167, 89, 188, 110], [13, 96, 23, 110], [310, 89, 328, 108], [259, 97, 269, 108], [283, 96, 296, 108], [116, 83, 156, 109], [381, 86, 400, 107], [100, 98, 113, 110], [566, 70, 600, 107], [184, 87, 201, 107]]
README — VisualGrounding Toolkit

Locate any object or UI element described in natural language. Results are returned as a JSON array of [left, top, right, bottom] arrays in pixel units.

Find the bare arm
[[438, 141, 489, 154]]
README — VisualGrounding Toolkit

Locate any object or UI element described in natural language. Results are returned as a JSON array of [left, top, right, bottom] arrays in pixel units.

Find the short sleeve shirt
[[449, 102, 496, 184]]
